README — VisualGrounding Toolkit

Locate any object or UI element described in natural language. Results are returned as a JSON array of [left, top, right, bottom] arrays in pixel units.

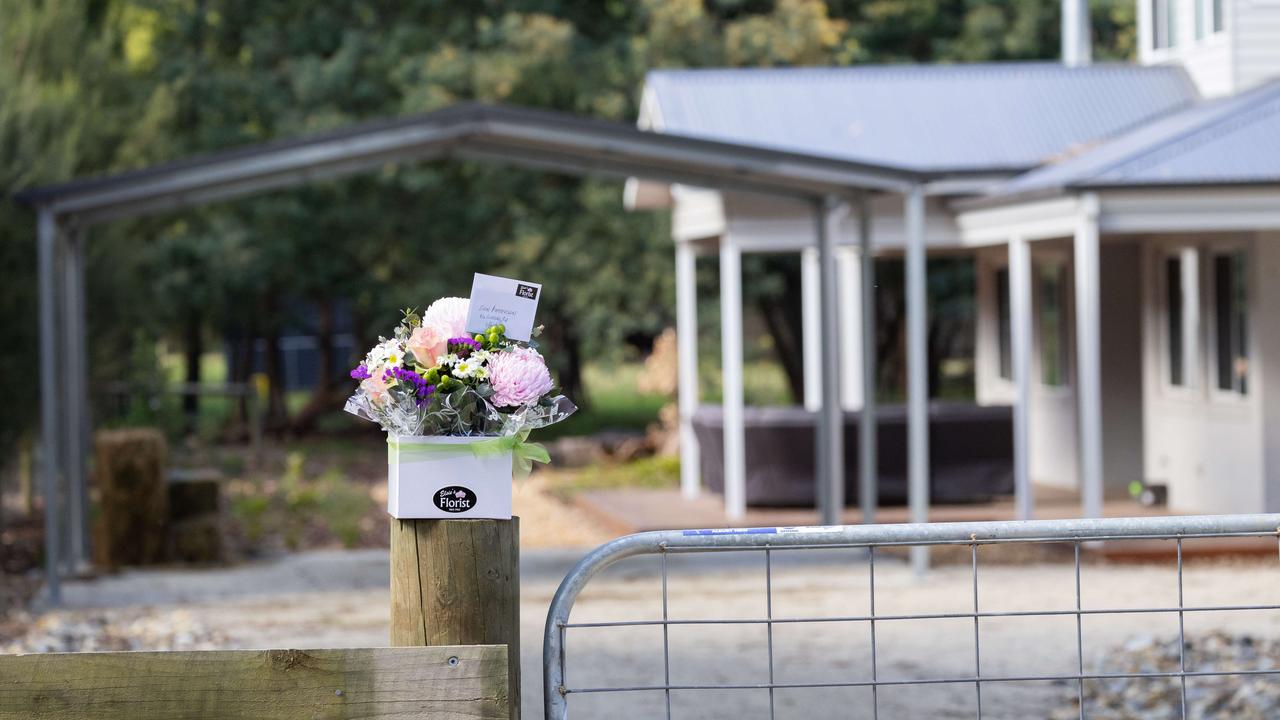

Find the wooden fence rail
[[0, 645, 507, 720]]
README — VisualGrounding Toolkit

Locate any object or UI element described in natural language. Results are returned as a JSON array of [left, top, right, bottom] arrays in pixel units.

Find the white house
[[632, 0, 1280, 520]]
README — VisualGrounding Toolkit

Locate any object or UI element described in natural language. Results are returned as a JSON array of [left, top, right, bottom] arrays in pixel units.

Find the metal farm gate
[[544, 514, 1280, 720]]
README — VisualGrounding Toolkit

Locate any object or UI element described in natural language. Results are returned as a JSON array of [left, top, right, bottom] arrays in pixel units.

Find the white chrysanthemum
[[454, 360, 479, 379], [365, 338, 404, 371], [422, 297, 470, 338]]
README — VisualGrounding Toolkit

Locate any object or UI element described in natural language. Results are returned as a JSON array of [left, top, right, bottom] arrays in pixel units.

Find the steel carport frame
[[17, 101, 930, 604]]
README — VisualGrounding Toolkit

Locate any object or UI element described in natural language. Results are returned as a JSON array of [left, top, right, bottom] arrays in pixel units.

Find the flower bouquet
[[345, 296, 575, 519]]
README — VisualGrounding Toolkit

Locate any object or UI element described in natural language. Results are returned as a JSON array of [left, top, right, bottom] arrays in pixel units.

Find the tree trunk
[[260, 294, 289, 434], [289, 299, 341, 435], [755, 291, 805, 405], [229, 325, 253, 433], [183, 311, 203, 435], [544, 306, 584, 408]]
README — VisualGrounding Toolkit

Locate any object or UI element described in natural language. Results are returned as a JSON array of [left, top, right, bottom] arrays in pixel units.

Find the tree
[[0, 0, 149, 460], [3, 0, 1139, 448]]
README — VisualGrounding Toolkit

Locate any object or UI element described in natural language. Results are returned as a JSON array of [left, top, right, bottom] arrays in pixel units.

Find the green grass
[[546, 454, 681, 497], [533, 363, 669, 441], [699, 360, 794, 406]]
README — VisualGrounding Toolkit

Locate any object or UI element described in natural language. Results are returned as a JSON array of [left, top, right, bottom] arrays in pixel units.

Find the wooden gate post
[[390, 517, 520, 719]]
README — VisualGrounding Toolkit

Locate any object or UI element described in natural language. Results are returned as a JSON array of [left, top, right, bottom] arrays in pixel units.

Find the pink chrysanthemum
[[488, 346, 554, 408]]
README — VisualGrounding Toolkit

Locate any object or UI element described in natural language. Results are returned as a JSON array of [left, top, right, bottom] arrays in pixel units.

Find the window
[[1039, 262, 1069, 387], [1196, 0, 1224, 38], [996, 267, 1012, 380], [1166, 256, 1185, 385], [1213, 250, 1248, 394], [1153, 0, 1176, 48]]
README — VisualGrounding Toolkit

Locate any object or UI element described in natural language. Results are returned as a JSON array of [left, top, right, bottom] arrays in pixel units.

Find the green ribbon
[[387, 430, 550, 478]]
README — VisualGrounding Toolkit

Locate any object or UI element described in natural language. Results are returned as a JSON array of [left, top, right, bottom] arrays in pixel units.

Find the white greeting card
[[465, 273, 541, 342]]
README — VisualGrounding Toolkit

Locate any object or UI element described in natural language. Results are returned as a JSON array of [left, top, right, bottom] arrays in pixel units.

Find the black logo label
[[434, 486, 477, 513], [516, 283, 539, 300]]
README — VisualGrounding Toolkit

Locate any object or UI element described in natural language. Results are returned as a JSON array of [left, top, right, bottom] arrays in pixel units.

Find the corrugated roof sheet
[[645, 63, 1199, 173], [997, 79, 1280, 193]]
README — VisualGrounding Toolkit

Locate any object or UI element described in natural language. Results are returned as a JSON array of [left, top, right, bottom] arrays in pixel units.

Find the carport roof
[[16, 102, 921, 225]]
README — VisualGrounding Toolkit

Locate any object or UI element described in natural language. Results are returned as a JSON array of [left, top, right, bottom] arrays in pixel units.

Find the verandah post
[[390, 517, 521, 719]]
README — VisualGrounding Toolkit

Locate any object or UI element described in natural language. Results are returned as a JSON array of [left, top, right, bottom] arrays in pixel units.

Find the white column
[[37, 209, 62, 605], [1062, 0, 1092, 66], [720, 236, 747, 519], [1180, 247, 1200, 383], [858, 193, 877, 525], [904, 186, 930, 573], [837, 246, 863, 411], [1074, 194, 1104, 519], [675, 241, 701, 499], [801, 247, 822, 412], [816, 197, 845, 526], [1009, 235, 1035, 520]]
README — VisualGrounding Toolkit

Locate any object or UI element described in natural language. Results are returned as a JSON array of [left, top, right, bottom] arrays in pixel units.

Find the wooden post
[[390, 517, 520, 720]]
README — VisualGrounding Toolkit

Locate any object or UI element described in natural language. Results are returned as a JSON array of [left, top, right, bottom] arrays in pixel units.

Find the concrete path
[[39, 549, 1280, 719]]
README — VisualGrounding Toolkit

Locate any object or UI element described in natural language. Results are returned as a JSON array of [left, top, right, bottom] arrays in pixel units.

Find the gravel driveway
[[12, 548, 1280, 719]]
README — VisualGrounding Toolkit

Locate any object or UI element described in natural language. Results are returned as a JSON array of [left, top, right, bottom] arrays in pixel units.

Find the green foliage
[[1, 0, 1137, 455], [227, 450, 374, 552], [313, 469, 372, 549], [0, 1, 144, 457]]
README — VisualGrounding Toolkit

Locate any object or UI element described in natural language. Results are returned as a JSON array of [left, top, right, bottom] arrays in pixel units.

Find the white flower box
[[387, 436, 513, 520]]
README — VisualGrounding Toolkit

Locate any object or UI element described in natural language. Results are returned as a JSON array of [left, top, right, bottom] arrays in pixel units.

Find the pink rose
[[361, 373, 390, 404], [488, 346, 554, 408], [407, 322, 449, 367]]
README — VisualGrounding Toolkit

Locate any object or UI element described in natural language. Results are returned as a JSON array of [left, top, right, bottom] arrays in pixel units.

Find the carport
[[18, 102, 932, 603]]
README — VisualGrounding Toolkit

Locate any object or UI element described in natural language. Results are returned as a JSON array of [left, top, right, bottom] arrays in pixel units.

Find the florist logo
[[434, 486, 477, 513], [515, 283, 539, 300]]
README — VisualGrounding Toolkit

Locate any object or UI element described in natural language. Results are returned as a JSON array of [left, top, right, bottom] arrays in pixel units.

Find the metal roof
[[644, 63, 1199, 174], [993, 79, 1280, 195], [17, 102, 921, 225]]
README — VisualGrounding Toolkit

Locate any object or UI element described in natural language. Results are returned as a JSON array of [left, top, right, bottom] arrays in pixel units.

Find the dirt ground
[[10, 546, 1280, 719]]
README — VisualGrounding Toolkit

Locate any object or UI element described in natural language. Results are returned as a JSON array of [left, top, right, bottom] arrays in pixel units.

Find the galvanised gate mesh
[[543, 514, 1280, 719]]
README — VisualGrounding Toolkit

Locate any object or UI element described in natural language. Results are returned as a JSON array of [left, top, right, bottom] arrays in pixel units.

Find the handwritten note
[[465, 273, 542, 342]]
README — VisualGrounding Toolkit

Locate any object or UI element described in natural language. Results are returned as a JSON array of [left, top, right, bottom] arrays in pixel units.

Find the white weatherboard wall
[[1140, 233, 1264, 514], [1235, 0, 1280, 90], [1138, 0, 1234, 97], [1138, 0, 1280, 97], [718, 191, 960, 254]]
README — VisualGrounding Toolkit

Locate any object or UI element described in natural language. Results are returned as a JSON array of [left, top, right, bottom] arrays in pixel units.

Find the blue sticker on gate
[[682, 527, 780, 536]]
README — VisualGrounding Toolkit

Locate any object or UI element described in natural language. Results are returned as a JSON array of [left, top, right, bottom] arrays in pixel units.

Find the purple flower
[[350, 364, 372, 380], [448, 336, 482, 358], [382, 366, 433, 405]]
